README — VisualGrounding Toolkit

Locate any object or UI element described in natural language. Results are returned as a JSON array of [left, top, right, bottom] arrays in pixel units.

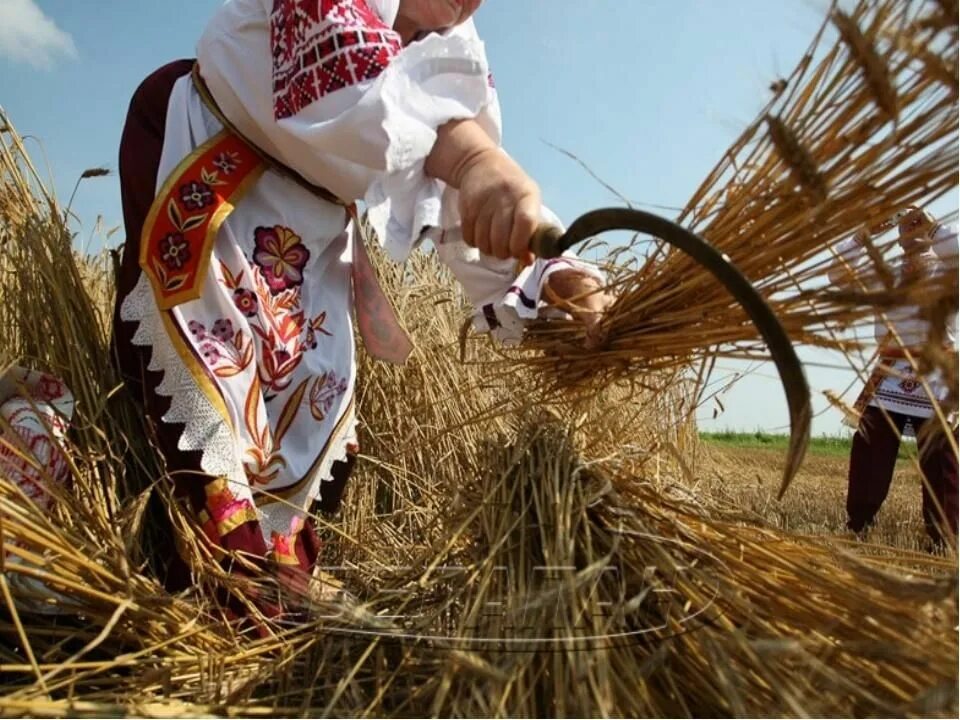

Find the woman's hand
[[544, 269, 615, 349], [426, 119, 541, 261], [897, 207, 938, 251], [425, 119, 613, 346], [455, 148, 541, 261]]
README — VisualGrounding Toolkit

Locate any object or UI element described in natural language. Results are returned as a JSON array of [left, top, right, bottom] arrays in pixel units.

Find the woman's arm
[[425, 118, 541, 262]]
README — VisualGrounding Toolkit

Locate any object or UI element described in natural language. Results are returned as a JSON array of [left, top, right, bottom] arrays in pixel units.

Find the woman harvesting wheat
[[111, 0, 610, 616]]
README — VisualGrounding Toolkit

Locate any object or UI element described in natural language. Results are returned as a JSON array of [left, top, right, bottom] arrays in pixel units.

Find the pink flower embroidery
[[253, 225, 309, 293], [212, 151, 239, 175], [159, 232, 190, 270], [309, 371, 348, 421], [200, 342, 221, 365], [211, 318, 234, 342]]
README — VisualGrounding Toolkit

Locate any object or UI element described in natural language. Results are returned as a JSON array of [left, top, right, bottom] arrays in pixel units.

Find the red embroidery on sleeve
[[271, 0, 402, 119]]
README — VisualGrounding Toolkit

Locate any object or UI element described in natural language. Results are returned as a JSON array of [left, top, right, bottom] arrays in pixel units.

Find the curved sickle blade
[[541, 207, 811, 496]]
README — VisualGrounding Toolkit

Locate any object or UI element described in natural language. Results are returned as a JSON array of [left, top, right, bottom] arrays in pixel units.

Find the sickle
[[531, 207, 811, 497]]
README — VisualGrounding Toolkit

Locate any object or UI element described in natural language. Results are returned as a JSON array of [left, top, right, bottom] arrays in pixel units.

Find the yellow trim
[[154, 165, 264, 310], [160, 309, 231, 426], [197, 492, 259, 538], [255, 393, 356, 506], [139, 129, 231, 290], [140, 131, 264, 428], [216, 505, 259, 537]]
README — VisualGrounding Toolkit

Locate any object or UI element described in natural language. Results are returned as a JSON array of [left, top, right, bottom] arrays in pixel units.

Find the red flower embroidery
[[35, 374, 65, 402], [898, 377, 920, 393], [159, 232, 190, 270], [179, 181, 214, 210], [233, 288, 259, 317], [253, 225, 310, 293], [258, 340, 301, 398]]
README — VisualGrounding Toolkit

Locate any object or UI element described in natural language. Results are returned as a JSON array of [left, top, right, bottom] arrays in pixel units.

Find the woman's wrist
[[424, 118, 498, 189]]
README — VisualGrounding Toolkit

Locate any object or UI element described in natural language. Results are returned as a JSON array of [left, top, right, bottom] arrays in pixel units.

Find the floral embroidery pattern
[[189, 316, 254, 379], [214, 253, 344, 487], [142, 133, 257, 307], [36, 375, 66, 403], [159, 233, 190, 270], [253, 225, 310, 293], [213, 151, 239, 175], [898, 376, 920, 394], [179, 181, 214, 211], [233, 288, 259, 317], [0, 423, 67, 511], [309, 372, 348, 421], [219, 258, 332, 401], [242, 375, 301, 486]]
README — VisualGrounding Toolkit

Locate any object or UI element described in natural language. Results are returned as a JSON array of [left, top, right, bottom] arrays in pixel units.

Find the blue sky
[[1, 0, 955, 437]]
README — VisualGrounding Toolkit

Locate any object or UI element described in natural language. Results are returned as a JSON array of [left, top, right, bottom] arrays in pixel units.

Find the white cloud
[[0, 0, 77, 69]]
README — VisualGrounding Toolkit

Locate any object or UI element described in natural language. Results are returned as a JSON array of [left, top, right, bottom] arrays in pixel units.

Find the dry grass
[[702, 444, 939, 551], [0, 0, 956, 716]]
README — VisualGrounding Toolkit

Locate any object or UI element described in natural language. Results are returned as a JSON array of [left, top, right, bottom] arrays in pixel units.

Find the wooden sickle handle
[[529, 224, 566, 259]]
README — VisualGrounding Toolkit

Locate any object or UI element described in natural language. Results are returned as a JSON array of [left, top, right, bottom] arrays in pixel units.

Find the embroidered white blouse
[[828, 224, 958, 419], [828, 225, 958, 349]]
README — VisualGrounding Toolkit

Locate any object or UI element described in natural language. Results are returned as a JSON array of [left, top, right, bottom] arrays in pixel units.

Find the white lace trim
[[120, 271, 354, 543], [121, 272, 248, 491]]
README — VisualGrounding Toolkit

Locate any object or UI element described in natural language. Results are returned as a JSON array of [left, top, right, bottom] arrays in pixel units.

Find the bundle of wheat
[[502, 0, 957, 413]]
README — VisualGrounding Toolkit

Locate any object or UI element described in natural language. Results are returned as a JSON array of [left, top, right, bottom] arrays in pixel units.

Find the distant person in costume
[[828, 207, 958, 548]]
